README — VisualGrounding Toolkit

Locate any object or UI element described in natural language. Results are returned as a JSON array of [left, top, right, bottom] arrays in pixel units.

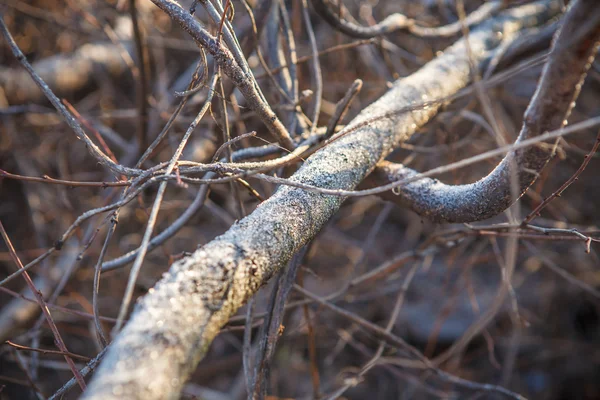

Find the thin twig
[[150, 0, 295, 150], [523, 129, 600, 224], [325, 79, 362, 138], [301, 0, 322, 136], [113, 68, 220, 333], [129, 0, 150, 154], [0, 222, 87, 391]]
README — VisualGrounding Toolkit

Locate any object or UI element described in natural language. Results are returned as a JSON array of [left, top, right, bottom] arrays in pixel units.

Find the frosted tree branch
[[366, 0, 600, 223], [82, 2, 560, 399]]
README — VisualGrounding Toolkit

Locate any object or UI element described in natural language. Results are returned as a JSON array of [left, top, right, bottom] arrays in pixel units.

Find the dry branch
[[367, 0, 600, 223], [82, 2, 559, 399]]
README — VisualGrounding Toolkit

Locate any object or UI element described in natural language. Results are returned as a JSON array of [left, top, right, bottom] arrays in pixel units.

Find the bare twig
[[251, 248, 306, 397], [325, 78, 362, 138], [0, 222, 87, 391], [48, 348, 108, 400], [302, 0, 322, 136], [129, 0, 150, 154], [149, 0, 296, 150], [113, 68, 220, 333], [523, 129, 600, 223]]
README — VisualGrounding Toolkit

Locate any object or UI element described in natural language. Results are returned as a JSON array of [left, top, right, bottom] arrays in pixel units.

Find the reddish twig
[[0, 169, 129, 187], [5, 340, 91, 362], [0, 221, 87, 391], [62, 99, 119, 165], [216, 0, 231, 46], [523, 130, 600, 224]]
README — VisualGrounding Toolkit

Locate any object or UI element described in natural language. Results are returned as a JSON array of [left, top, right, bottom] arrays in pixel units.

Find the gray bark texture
[[82, 2, 560, 399], [368, 0, 600, 223]]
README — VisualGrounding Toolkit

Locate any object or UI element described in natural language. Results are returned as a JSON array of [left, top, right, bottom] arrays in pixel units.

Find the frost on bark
[[367, 0, 600, 223], [82, 2, 560, 399]]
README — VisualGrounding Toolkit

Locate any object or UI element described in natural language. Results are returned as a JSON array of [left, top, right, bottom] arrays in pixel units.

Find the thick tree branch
[[367, 0, 600, 223], [82, 2, 559, 399]]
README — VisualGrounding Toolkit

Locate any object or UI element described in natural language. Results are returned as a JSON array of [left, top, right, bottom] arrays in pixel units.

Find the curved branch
[[81, 3, 559, 399], [310, 0, 503, 39], [367, 0, 600, 223], [149, 0, 295, 150]]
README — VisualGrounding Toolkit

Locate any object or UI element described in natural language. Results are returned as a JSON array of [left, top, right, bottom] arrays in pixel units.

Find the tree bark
[[367, 0, 600, 223], [82, 2, 560, 399]]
